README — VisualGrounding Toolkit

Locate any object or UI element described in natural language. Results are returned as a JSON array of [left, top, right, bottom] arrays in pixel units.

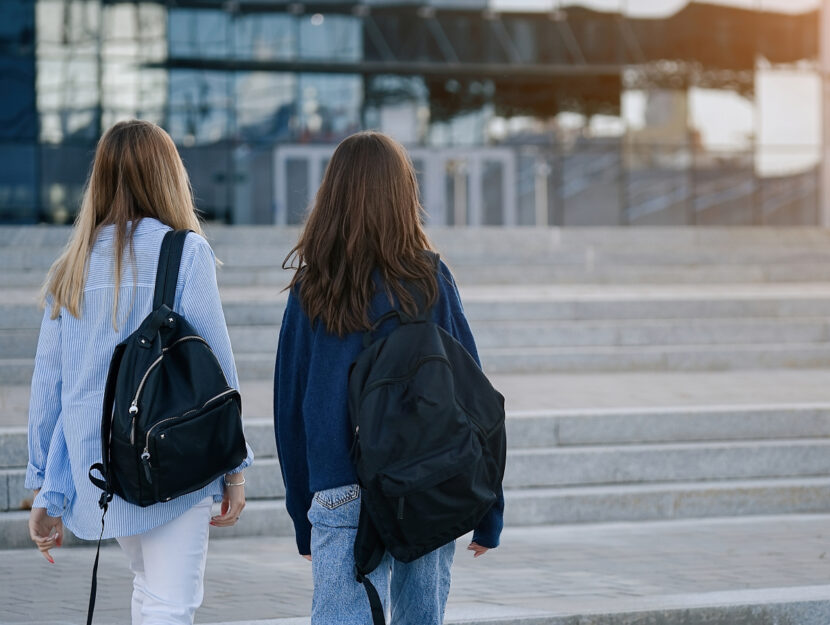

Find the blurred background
[[0, 0, 826, 227]]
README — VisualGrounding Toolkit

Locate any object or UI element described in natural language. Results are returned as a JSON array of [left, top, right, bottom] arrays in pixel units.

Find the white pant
[[116, 497, 213, 625]]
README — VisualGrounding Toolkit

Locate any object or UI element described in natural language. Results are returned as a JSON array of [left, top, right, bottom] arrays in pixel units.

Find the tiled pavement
[[4, 514, 830, 624]]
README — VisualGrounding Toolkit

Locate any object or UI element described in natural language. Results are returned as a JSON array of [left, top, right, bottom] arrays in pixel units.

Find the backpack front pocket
[[145, 391, 246, 502], [372, 430, 496, 560]]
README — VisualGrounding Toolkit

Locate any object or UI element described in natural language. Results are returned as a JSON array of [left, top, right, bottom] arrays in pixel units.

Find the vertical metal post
[[618, 1, 628, 226], [33, 0, 42, 222], [96, 0, 104, 136], [553, 140, 565, 226], [534, 155, 549, 226], [820, 2, 830, 225], [226, 5, 236, 224], [751, 0, 762, 226]]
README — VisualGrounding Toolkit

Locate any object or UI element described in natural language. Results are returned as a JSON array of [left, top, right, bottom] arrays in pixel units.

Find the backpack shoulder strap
[[153, 230, 190, 311], [354, 501, 386, 625]]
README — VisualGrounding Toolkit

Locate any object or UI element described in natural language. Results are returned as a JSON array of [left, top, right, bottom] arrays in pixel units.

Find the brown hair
[[43, 120, 204, 327], [284, 131, 438, 337]]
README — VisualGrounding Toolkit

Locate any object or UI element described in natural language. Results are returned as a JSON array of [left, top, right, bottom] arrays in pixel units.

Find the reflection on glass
[[445, 159, 469, 226], [693, 150, 756, 225], [482, 160, 505, 225], [297, 74, 362, 140], [689, 88, 754, 152], [169, 9, 229, 59], [625, 145, 691, 225], [234, 14, 295, 60], [760, 0, 820, 13], [235, 72, 296, 141], [299, 14, 361, 61], [168, 70, 231, 144], [285, 158, 309, 225], [6, 0, 829, 225], [622, 0, 686, 18], [758, 150, 818, 225], [562, 145, 623, 226]]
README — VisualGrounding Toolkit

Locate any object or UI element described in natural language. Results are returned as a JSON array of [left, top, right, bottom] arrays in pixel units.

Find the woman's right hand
[[28, 505, 63, 564], [210, 473, 246, 527]]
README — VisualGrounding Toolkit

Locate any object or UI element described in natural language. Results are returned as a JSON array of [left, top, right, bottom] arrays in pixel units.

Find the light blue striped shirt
[[26, 218, 253, 540]]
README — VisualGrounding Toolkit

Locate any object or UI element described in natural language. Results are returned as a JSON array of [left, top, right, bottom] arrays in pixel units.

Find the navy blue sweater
[[273, 260, 505, 556]]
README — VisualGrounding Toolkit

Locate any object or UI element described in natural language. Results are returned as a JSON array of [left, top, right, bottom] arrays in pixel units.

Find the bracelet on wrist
[[224, 476, 246, 487]]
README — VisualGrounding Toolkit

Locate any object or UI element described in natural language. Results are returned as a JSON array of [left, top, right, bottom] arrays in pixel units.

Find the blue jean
[[308, 484, 455, 625]]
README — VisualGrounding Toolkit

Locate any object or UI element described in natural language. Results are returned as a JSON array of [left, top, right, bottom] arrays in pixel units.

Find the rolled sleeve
[[26, 304, 62, 491], [25, 462, 45, 491], [32, 414, 73, 518]]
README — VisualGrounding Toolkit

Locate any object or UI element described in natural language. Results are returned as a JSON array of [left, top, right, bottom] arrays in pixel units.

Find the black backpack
[[88, 229, 247, 508], [85, 230, 248, 625], [348, 257, 506, 624]]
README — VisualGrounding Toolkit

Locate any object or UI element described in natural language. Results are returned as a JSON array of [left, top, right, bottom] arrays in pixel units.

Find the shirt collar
[[95, 218, 170, 243]]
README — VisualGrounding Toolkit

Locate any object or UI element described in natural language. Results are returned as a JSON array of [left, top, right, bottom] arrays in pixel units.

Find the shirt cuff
[[472, 496, 505, 549], [24, 463, 45, 491], [32, 489, 66, 518], [227, 443, 255, 474], [295, 520, 312, 556]]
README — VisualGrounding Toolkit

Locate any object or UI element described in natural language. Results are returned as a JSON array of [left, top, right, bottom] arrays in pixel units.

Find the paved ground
[[3, 514, 830, 624], [8, 359, 830, 622]]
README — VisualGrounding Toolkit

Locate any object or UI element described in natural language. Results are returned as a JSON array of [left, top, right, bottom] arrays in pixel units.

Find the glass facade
[[0, 0, 824, 226]]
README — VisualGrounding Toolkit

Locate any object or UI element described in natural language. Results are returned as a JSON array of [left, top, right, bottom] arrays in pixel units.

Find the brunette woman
[[26, 120, 253, 624], [274, 131, 504, 624]]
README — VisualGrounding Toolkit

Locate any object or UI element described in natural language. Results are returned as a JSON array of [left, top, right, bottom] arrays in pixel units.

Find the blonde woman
[[26, 120, 253, 624]]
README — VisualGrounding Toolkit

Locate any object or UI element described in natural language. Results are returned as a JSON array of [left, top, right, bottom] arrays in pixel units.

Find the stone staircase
[[4, 226, 830, 549]]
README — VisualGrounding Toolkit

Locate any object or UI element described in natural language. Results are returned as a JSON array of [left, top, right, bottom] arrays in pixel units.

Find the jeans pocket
[[314, 484, 360, 510]]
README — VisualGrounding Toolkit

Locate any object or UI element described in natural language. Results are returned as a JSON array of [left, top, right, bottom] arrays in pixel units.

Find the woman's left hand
[[210, 474, 246, 527], [467, 542, 489, 558]]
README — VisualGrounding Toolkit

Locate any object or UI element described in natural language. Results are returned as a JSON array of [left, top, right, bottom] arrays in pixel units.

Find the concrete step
[[6, 404, 830, 470], [8, 436, 830, 511], [1, 316, 802, 358], [211, 263, 830, 286], [503, 476, 830, 525], [511, 403, 830, 447], [4, 476, 830, 549], [215, 342, 830, 380], [479, 342, 830, 374], [0, 498, 297, 550], [9, 285, 830, 330], [0, 457, 286, 513], [504, 439, 830, 488], [223, 317, 830, 354], [0, 419, 278, 470], [217, 288, 830, 323], [8, 224, 830, 248], [12, 263, 830, 287], [10, 237, 830, 286]]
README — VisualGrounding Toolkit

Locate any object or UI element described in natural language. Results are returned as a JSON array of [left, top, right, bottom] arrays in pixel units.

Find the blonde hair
[[43, 120, 205, 327]]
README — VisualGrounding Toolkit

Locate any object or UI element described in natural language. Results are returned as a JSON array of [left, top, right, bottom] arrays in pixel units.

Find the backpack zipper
[[140, 387, 238, 473], [129, 335, 209, 444], [359, 355, 450, 403]]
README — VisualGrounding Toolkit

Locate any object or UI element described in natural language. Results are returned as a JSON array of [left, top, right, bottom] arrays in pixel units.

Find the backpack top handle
[[153, 229, 191, 311]]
